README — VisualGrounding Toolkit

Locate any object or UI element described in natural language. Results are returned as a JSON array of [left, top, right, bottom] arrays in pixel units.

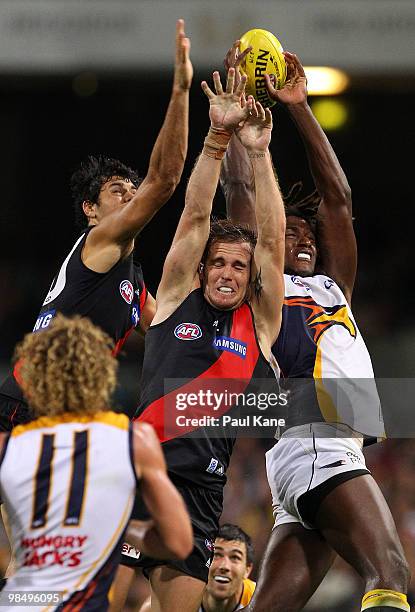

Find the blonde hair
[[14, 314, 117, 417]]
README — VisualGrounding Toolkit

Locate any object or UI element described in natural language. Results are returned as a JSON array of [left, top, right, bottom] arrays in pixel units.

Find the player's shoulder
[[240, 578, 256, 606]]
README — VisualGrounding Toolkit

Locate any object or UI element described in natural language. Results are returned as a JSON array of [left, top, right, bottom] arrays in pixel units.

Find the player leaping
[[222, 43, 410, 612], [126, 68, 286, 612], [0, 19, 192, 429]]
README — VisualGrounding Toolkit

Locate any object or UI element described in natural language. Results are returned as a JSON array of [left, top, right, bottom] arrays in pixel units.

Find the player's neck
[[203, 588, 242, 612]]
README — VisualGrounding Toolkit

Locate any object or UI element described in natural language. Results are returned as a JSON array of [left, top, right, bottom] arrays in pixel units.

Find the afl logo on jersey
[[174, 323, 202, 340], [291, 276, 310, 291], [205, 539, 213, 552], [119, 280, 134, 304]]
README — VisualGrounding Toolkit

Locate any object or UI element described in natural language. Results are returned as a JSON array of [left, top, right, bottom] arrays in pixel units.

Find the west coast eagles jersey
[[0, 412, 138, 610], [199, 578, 256, 611], [273, 274, 384, 437]]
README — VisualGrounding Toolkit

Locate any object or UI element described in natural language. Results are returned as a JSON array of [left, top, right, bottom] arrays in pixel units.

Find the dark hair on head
[[283, 182, 321, 232], [201, 218, 257, 265], [216, 524, 254, 565], [70, 155, 141, 228]]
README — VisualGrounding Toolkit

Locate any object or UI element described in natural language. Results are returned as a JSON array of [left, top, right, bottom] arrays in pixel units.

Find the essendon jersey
[[0, 227, 147, 405], [135, 289, 276, 490], [272, 274, 383, 437], [0, 412, 138, 610]]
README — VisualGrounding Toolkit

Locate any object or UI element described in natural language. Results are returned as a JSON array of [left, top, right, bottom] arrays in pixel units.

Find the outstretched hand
[[201, 68, 250, 132], [223, 39, 252, 87], [174, 19, 193, 91], [236, 101, 273, 152], [265, 51, 307, 105]]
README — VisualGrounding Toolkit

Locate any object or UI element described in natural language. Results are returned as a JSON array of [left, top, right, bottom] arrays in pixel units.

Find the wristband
[[203, 127, 232, 160]]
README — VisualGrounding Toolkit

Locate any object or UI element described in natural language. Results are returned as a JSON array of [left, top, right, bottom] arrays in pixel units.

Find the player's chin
[[209, 291, 243, 310], [210, 584, 233, 599], [285, 262, 315, 277]]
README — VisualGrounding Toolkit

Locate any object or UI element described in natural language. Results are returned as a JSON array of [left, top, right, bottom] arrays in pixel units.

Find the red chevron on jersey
[[137, 303, 259, 443]]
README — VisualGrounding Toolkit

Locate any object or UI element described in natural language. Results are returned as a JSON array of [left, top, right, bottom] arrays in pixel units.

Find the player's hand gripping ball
[[239, 28, 287, 108]]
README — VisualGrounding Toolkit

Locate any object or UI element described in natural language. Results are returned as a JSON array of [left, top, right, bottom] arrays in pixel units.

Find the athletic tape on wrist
[[203, 127, 232, 160]]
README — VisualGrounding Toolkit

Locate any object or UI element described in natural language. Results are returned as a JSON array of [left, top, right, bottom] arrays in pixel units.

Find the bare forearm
[[251, 151, 285, 246], [135, 524, 186, 560], [221, 135, 257, 229], [147, 87, 189, 189], [142, 482, 192, 560], [185, 127, 231, 222], [287, 101, 351, 207]]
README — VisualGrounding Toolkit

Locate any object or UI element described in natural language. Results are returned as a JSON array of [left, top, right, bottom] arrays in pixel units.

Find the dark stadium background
[[0, 69, 414, 610], [0, 72, 413, 371]]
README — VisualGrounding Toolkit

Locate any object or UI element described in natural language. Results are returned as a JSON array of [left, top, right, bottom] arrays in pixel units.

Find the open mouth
[[214, 576, 231, 584], [297, 251, 311, 262], [217, 287, 234, 294]]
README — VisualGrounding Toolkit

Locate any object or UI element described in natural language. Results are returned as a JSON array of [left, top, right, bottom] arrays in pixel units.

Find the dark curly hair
[[70, 155, 141, 228], [201, 218, 257, 265], [216, 524, 254, 565], [283, 182, 321, 232]]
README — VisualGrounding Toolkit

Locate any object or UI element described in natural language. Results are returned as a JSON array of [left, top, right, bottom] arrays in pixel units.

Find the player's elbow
[[258, 220, 286, 251], [326, 182, 352, 211], [146, 175, 180, 208], [164, 527, 193, 560], [160, 178, 180, 204], [338, 183, 352, 208]]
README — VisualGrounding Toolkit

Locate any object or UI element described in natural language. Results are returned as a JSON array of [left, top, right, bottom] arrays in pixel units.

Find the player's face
[[202, 241, 252, 311], [284, 216, 317, 277], [94, 177, 138, 222], [207, 538, 252, 602]]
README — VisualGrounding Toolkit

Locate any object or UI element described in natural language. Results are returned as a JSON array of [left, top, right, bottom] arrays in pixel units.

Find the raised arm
[[127, 422, 193, 560], [236, 103, 286, 355], [220, 41, 257, 229], [153, 68, 250, 324], [265, 52, 356, 302], [83, 20, 192, 266]]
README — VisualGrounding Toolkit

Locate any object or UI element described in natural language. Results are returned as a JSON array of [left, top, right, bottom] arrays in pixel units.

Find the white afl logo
[[120, 280, 134, 304], [174, 323, 202, 341], [291, 275, 310, 291]]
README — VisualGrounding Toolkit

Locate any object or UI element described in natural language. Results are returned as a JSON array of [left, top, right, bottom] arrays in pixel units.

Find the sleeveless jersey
[[0, 227, 147, 404], [273, 274, 383, 437], [135, 289, 276, 490], [199, 578, 256, 611], [0, 411, 138, 610]]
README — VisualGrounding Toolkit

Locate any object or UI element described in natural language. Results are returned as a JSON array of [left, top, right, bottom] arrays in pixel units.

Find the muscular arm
[[266, 51, 356, 303], [153, 69, 249, 324], [221, 134, 257, 229], [84, 20, 192, 269], [138, 292, 156, 333], [220, 42, 257, 229], [286, 100, 355, 302], [237, 106, 285, 355], [128, 422, 193, 560]]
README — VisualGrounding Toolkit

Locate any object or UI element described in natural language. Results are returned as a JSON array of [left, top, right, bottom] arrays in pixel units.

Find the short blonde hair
[[14, 314, 117, 417]]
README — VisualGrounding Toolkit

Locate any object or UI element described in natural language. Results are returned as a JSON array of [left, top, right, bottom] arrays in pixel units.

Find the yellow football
[[239, 28, 287, 108]]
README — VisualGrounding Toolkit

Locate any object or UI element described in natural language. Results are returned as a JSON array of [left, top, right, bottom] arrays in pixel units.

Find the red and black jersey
[[0, 227, 147, 406], [135, 289, 276, 491]]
